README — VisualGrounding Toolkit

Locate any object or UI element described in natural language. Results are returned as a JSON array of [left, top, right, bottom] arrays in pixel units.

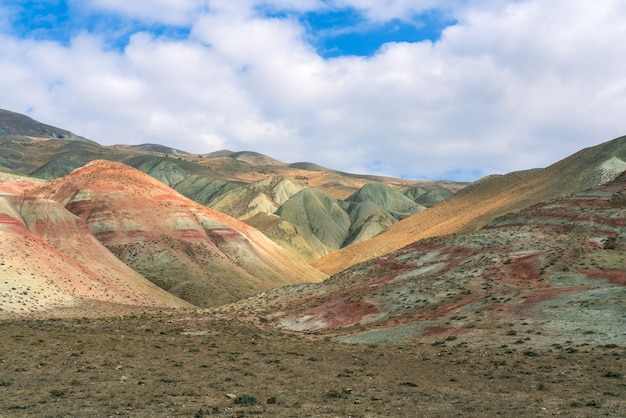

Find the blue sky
[[300, 8, 455, 58], [1, 1, 626, 181], [6, 1, 453, 56]]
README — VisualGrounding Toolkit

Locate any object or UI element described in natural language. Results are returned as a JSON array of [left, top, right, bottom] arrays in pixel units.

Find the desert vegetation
[[1, 312, 625, 417]]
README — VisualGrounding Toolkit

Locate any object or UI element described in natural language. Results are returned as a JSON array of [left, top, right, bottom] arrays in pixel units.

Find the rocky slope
[[219, 170, 626, 346], [314, 135, 626, 275]]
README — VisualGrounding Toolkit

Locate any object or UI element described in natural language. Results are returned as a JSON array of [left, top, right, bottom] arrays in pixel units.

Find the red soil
[[584, 269, 626, 286]]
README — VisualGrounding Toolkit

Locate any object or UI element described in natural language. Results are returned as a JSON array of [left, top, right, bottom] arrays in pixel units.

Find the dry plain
[[1, 306, 625, 417]]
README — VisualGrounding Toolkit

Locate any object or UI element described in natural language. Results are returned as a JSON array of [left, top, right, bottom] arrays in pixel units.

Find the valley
[[1, 109, 626, 416]]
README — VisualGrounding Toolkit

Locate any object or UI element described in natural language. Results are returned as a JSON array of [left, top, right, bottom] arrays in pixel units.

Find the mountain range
[[1, 108, 625, 347]]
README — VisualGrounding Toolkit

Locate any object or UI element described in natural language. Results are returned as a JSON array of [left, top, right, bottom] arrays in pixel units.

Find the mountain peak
[[0, 109, 91, 142]]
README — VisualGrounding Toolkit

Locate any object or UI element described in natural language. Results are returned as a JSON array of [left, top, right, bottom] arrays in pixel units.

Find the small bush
[[49, 389, 65, 397], [234, 393, 258, 405], [325, 389, 343, 399]]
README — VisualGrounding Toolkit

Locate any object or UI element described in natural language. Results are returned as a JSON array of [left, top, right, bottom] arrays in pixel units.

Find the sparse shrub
[[49, 388, 65, 397], [233, 393, 258, 405], [325, 389, 343, 399], [569, 399, 583, 408], [603, 370, 622, 379]]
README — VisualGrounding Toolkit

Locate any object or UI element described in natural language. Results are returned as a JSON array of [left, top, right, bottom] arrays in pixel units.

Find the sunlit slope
[[31, 160, 326, 307], [314, 135, 626, 275]]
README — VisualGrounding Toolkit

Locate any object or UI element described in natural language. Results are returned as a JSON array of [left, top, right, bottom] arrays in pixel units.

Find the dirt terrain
[[1, 308, 625, 417]]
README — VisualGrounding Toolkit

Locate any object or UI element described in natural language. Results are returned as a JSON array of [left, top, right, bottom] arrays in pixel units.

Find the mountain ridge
[[0, 108, 463, 262], [313, 136, 626, 275]]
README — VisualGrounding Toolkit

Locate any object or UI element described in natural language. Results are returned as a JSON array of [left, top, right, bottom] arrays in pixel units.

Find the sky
[[1, 1, 626, 181]]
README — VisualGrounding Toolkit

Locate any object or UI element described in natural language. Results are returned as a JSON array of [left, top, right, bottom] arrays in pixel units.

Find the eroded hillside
[[0, 109, 463, 262], [217, 170, 626, 346], [27, 160, 326, 308], [314, 135, 626, 274]]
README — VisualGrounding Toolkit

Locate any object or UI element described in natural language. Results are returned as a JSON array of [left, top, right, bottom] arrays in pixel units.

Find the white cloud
[[75, 0, 209, 25], [1, 0, 626, 181], [332, 0, 453, 21]]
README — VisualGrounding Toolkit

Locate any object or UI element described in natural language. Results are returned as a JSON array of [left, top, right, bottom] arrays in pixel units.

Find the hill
[[0, 173, 189, 315], [28, 160, 326, 307], [0, 108, 463, 261], [0, 109, 91, 142], [313, 135, 626, 274], [219, 169, 626, 346]]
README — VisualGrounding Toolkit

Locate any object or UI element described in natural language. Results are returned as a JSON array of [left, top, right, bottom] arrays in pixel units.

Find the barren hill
[[0, 109, 90, 142], [29, 160, 326, 307], [0, 174, 189, 316], [220, 169, 626, 346], [313, 135, 626, 275], [0, 109, 463, 262]]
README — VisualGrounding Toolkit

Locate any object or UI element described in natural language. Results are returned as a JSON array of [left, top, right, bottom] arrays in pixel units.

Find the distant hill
[[0, 109, 91, 142], [0, 108, 464, 262]]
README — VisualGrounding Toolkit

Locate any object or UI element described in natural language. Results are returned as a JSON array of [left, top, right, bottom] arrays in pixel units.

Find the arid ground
[[1, 307, 625, 417]]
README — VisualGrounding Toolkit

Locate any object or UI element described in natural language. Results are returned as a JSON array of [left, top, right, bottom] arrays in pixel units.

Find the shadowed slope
[[314, 135, 626, 275], [243, 213, 329, 261], [343, 183, 425, 220], [276, 188, 351, 252], [30, 160, 326, 307]]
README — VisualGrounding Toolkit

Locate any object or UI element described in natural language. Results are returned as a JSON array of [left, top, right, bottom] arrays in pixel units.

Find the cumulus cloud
[[1, 0, 626, 181], [75, 0, 208, 25]]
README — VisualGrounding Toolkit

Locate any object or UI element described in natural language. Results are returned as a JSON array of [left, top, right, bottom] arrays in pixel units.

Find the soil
[[1, 308, 625, 417]]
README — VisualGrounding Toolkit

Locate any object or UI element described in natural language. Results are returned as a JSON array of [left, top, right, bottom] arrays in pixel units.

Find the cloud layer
[[1, 0, 626, 181]]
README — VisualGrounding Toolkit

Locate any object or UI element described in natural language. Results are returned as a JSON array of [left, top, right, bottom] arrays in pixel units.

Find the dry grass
[[1, 311, 624, 417]]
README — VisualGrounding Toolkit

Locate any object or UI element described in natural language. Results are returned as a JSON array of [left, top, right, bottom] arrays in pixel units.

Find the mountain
[[0, 109, 463, 262], [1, 108, 625, 350], [313, 135, 626, 275], [29, 160, 326, 307], [219, 169, 626, 346], [0, 109, 91, 143], [0, 173, 189, 316]]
